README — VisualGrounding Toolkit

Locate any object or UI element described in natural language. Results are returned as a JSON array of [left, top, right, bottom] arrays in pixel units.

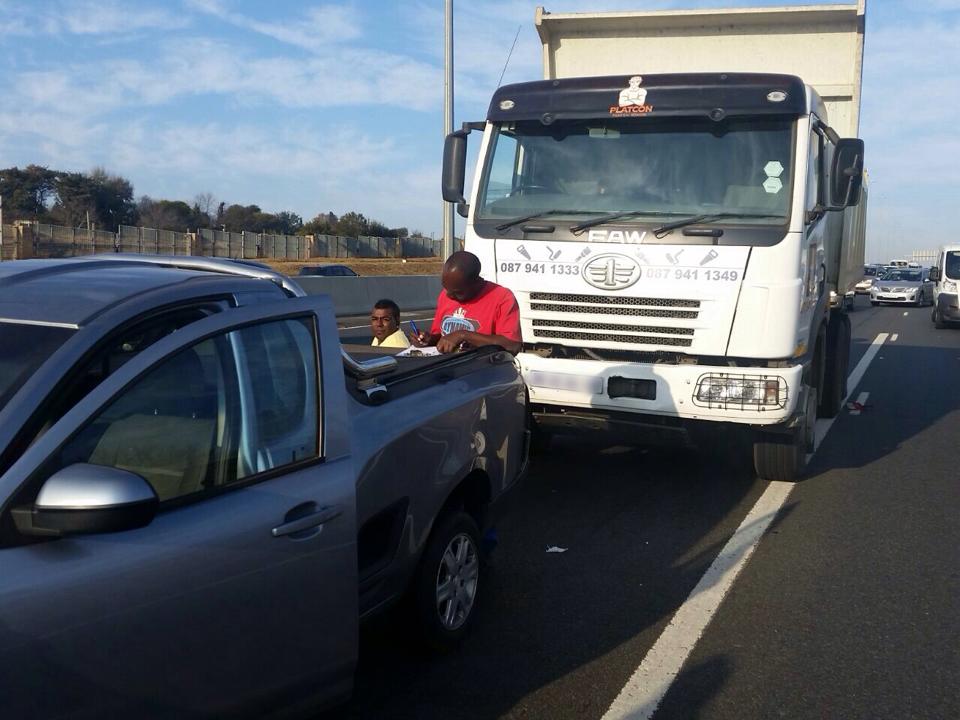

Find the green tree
[[0, 165, 57, 221]]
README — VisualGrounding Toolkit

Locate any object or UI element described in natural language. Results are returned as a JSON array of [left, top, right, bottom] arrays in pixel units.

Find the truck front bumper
[[518, 353, 803, 426]]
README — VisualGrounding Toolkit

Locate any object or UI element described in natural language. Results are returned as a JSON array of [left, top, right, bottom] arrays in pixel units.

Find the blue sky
[[0, 0, 957, 261]]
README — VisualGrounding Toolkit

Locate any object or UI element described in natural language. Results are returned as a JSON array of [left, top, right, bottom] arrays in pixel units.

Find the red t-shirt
[[431, 281, 522, 342]]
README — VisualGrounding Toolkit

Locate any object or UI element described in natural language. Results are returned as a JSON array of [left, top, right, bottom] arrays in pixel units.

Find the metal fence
[[0, 222, 445, 261]]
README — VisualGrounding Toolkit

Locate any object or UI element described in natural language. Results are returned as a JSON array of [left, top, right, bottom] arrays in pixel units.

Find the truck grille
[[529, 292, 700, 320], [527, 292, 700, 348], [533, 329, 693, 347]]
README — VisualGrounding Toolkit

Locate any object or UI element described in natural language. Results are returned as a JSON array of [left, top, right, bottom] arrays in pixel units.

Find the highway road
[[330, 296, 959, 720]]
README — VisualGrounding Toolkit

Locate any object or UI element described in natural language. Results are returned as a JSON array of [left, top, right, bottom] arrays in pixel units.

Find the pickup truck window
[[50, 317, 320, 503], [0, 323, 75, 413]]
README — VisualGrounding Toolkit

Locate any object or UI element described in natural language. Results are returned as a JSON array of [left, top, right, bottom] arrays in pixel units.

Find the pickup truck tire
[[753, 384, 816, 482], [413, 511, 482, 651]]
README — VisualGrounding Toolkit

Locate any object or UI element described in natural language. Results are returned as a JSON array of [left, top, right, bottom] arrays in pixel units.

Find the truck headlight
[[694, 374, 785, 409], [944, 279, 958, 293]]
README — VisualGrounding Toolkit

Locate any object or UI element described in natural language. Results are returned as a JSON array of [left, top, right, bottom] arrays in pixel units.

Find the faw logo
[[583, 253, 641, 291]]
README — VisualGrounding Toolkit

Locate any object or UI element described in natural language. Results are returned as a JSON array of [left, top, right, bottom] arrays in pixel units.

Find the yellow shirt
[[371, 329, 410, 348]]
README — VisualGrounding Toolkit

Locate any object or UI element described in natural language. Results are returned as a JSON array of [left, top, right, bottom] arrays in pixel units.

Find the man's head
[[370, 298, 401, 342], [441, 251, 484, 303]]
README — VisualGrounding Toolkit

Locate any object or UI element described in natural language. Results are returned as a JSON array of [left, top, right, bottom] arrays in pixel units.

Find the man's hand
[[409, 330, 437, 347], [436, 330, 470, 354]]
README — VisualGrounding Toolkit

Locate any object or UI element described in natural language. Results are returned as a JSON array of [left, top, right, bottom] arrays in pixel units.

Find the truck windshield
[[477, 117, 794, 232], [0, 323, 75, 412]]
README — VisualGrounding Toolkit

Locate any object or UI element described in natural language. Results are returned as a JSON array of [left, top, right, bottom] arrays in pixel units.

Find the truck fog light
[[694, 374, 785, 409]]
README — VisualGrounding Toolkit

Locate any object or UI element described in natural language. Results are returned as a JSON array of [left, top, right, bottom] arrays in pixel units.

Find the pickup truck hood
[[494, 239, 749, 356]]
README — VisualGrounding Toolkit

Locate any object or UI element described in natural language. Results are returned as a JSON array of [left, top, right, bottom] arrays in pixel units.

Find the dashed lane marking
[[602, 332, 888, 720], [903, 311, 909, 316]]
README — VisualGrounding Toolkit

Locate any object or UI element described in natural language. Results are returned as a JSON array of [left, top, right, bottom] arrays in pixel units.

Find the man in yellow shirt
[[370, 298, 410, 348]]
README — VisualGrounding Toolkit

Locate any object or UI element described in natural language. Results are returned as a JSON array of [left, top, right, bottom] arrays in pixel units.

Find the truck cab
[[442, 4, 867, 481]]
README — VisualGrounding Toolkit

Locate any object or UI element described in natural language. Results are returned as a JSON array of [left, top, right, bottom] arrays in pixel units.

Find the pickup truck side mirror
[[831, 138, 865, 208], [442, 130, 469, 204], [12, 463, 158, 538], [928, 266, 940, 282]]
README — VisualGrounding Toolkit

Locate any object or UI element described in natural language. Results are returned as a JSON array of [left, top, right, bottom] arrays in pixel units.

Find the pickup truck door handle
[[271, 504, 343, 538]]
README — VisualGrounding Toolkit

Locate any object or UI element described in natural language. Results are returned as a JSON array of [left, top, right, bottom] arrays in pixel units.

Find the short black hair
[[373, 298, 400, 323], [444, 251, 482, 280]]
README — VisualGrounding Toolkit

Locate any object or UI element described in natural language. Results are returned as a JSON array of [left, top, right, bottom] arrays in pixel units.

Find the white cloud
[[185, 0, 362, 49]]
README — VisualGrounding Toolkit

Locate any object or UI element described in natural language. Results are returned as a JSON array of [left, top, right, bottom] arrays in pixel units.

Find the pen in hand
[[409, 319, 426, 345]]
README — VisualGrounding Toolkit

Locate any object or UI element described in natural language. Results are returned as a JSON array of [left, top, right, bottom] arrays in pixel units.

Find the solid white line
[[891, 333, 899, 342], [848, 391, 870, 416], [602, 332, 888, 720]]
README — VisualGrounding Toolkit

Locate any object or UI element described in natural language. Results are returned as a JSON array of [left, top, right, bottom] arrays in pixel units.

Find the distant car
[[854, 264, 881, 294], [299, 264, 359, 277], [870, 267, 934, 306]]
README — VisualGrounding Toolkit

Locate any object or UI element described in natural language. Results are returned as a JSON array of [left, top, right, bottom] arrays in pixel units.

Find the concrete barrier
[[296, 275, 441, 316]]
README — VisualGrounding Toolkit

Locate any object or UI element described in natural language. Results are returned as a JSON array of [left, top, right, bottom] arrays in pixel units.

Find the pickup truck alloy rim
[[435, 533, 479, 630]]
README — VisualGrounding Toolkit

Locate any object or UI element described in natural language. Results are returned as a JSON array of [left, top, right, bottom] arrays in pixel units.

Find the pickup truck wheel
[[414, 511, 482, 651], [753, 385, 816, 482]]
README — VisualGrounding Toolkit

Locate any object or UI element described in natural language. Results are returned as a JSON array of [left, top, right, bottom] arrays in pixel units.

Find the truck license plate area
[[607, 376, 657, 400]]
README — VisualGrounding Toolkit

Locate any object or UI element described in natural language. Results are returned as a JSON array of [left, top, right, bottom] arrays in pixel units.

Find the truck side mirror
[[928, 266, 940, 282], [831, 138, 865, 208], [442, 130, 469, 204]]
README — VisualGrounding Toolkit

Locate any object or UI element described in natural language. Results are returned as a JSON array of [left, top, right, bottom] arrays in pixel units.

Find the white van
[[929, 244, 960, 327]]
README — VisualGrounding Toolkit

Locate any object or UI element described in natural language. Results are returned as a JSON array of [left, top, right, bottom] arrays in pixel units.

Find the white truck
[[442, 2, 867, 480]]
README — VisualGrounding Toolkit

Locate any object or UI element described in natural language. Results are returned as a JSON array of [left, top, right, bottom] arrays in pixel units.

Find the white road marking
[[903, 311, 909, 316], [848, 391, 870, 416], [891, 333, 899, 342], [602, 332, 888, 720]]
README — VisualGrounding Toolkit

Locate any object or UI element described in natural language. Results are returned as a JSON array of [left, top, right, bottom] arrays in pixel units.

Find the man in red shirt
[[411, 251, 522, 354]]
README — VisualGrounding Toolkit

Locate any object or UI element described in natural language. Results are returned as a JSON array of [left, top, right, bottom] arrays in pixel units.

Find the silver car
[[869, 267, 934, 306]]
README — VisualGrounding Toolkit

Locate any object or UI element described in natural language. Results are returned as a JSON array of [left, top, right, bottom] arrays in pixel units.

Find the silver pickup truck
[[0, 257, 528, 718]]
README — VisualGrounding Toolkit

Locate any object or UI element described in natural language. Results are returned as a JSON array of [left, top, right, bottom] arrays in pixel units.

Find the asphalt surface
[[330, 296, 959, 720]]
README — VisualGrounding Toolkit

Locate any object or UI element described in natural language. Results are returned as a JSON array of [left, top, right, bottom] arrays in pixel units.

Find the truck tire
[[413, 511, 482, 652], [819, 313, 851, 418], [753, 384, 817, 482], [933, 307, 947, 329]]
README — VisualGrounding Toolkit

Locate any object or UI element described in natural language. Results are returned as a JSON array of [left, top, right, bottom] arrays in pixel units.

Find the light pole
[[442, 0, 455, 259]]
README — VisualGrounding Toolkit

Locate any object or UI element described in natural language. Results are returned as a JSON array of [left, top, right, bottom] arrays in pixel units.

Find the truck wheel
[[530, 422, 553, 454], [753, 385, 816, 482], [413, 511, 482, 651], [819, 314, 851, 418], [933, 307, 947, 329]]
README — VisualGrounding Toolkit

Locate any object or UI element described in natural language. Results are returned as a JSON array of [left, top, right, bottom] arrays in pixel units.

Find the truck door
[[0, 297, 357, 718]]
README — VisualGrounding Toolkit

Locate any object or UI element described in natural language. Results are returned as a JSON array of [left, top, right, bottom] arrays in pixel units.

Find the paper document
[[396, 345, 441, 357]]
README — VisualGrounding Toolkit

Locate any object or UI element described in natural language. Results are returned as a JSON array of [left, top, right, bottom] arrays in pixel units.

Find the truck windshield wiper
[[569, 210, 684, 235], [496, 209, 598, 232], [651, 212, 786, 237]]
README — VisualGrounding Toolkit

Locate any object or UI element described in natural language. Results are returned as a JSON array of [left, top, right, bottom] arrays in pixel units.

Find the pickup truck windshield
[[477, 117, 793, 233], [0, 323, 74, 412]]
